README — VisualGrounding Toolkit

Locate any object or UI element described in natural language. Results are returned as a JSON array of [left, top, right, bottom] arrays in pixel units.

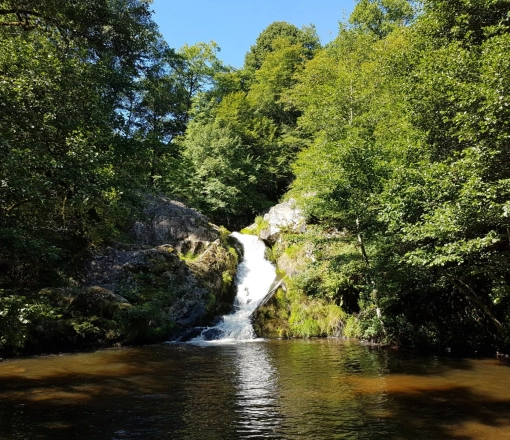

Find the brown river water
[[0, 339, 509, 439]]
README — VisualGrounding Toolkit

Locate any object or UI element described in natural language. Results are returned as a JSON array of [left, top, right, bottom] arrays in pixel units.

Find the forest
[[1, 0, 509, 355]]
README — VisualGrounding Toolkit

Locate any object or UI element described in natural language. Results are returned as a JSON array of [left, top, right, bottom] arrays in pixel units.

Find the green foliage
[[343, 315, 362, 338], [0, 0, 161, 287], [2, 0, 510, 355], [120, 302, 174, 343], [178, 118, 267, 220], [254, 216, 270, 235], [244, 21, 320, 72], [221, 271, 233, 284], [179, 251, 199, 262], [0, 290, 58, 351], [258, 1, 510, 352], [218, 226, 231, 245], [70, 319, 103, 340], [248, 37, 309, 126], [288, 297, 346, 338], [206, 293, 217, 311], [349, 0, 416, 38]]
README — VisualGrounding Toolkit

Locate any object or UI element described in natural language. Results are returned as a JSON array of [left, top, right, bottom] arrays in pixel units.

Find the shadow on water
[[264, 339, 510, 439], [0, 341, 509, 439], [0, 345, 242, 439], [382, 385, 510, 440]]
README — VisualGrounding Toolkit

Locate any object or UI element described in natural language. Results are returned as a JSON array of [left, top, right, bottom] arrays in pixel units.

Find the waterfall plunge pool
[[1, 340, 510, 439]]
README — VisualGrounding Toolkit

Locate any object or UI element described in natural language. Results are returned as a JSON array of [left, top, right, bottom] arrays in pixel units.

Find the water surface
[[0, 340, 509, 439]]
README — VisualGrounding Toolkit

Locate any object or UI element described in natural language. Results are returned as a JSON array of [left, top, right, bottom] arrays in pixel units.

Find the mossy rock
[[67, 286, 129, 319], [252, 287, 291, 338]]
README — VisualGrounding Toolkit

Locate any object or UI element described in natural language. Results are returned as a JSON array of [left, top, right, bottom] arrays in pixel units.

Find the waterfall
[[189, 232, 276, 344]]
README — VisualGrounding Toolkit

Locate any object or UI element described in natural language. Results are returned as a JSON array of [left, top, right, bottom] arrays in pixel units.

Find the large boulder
[[85, 194, 240, 334], [259, 198, 306, 244], [129, 193, 219, 252], [86, 243, 237, 333]]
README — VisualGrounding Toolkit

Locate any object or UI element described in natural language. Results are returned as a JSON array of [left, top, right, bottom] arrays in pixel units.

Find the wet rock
[[201, 327, 223, 340], [176, 327, 206, 342]]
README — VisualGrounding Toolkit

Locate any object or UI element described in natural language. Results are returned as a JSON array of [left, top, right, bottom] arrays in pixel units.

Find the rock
[[84, 195, 239, 335], [251, 199, 309, 338], [85, 243, 235, 329], [201, 327, 223, 340], [26, 194, 240, 353], [68, 286, 129, 319], [129, 193, 220, 251], [176, 327, 207, 342], [259, 198, 306, 244], [251, 285, 290, 339]]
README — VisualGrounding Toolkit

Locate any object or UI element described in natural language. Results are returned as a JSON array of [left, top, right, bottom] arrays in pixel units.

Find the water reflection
[[269, 340, 395, 439], [232, 343, 283, 437]]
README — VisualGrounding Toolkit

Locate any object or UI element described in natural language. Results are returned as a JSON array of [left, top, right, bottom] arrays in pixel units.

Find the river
[[0, 340, 509, 439]]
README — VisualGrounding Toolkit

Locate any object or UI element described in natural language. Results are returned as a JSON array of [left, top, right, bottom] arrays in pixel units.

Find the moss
[[218, 225, 231, 245], [254, 215, 270, 235], [252, 287, 291, 338], [252, 224, 360, 339], [288, 296, 345, 337], [206, 293, 216, 311], [178, 250, 200, 262], [343, 315, 362, 338]]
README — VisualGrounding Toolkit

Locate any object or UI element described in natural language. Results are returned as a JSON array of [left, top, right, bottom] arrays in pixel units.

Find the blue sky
[[150, 0, 356, 68]]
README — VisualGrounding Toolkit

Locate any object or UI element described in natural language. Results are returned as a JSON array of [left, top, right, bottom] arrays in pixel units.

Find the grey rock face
[[259, 198, 306, 244], [26, 195, 238, 354], [129, 193, 219, 251], [84, 194, 238, 331]]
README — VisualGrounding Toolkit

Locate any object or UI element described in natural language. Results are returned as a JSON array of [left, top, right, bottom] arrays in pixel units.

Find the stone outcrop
[[258, 198, 306, 244], [85, 194, 238, 330], [31, 194, 239, 351], [250, 198, 309, 338], [129, 193, 219, 252]]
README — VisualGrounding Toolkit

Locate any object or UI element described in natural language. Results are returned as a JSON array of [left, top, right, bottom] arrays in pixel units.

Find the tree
[[180, 119, 265, 222], [176, 41, 229, 121], [349, 0, 416, 38], [288, 28, 416, 228], [244, 21, 320, 72], [374, 0, 510, 345], [0, 0, 160, 287]]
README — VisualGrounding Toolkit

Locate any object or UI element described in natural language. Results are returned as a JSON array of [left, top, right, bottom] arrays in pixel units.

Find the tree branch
[[450, 277, 503, 334]]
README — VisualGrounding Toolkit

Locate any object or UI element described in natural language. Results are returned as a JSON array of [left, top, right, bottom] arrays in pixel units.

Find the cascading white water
[[190, 232, 277, 344]]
